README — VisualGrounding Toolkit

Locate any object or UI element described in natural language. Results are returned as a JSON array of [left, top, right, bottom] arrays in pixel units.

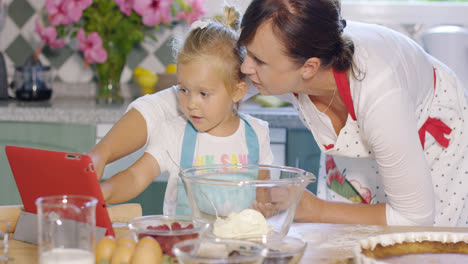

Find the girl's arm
[[88, 109, 147, 180], [101, 153, 161, 204], [89, 88, 180, 180]]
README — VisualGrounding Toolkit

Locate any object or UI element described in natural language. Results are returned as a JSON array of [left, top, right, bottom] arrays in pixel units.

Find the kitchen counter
[[0, 83, 305, 128], [0, 97, 128, 125], [7, 223, 468, 263]]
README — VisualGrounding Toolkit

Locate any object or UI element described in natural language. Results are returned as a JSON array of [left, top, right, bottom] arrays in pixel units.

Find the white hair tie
[[191, 21, 209, 30]]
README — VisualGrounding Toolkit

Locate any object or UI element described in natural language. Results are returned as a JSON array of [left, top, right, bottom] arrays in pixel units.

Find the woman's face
[[241, 20, 302, 95]]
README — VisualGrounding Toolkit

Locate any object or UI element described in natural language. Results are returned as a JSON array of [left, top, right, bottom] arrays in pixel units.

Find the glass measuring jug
[[36, 195, 97, 264]]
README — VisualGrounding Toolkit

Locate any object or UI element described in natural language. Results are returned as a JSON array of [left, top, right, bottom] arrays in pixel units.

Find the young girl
[[93, 7, 273, 215]]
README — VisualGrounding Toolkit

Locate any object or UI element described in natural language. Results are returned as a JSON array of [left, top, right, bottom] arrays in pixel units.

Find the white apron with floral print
[[292, 61, 468, 226]]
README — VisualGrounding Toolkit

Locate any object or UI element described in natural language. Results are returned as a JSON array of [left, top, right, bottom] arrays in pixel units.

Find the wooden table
[[6, 223, 468, 263]]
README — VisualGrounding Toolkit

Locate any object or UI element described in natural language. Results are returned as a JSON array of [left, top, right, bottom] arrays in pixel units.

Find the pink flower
[[133, 0, 173, 27], [69, 0, 92, 9], [77, 29, 108, 64], [176, 0, 206, 25], [35, 20, 65, 49], [63, 0, 93, 23], [115, 0, 134, 16], [45, 0, 73, 26]]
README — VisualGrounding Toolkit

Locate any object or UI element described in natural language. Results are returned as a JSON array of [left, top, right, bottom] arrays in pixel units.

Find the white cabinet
[[269, 128, 286, 166]]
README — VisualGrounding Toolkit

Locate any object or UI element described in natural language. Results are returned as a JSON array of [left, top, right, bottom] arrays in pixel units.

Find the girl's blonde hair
[[173, 6, 245, 95]]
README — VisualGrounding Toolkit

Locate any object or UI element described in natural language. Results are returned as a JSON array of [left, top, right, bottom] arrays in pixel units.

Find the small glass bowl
[[262, 236, 307, 264], [172, 238, 269, 264], [128, 215, 210, 256]]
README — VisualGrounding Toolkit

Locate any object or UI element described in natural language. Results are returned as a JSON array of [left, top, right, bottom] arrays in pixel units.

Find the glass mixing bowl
[[172, 238, 268, 264], [262, 236, 307, 264], [179, 164, 316, 240]]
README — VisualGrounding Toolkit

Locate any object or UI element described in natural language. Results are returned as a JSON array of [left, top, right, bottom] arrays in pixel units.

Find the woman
[[238, 0, 468, 226]]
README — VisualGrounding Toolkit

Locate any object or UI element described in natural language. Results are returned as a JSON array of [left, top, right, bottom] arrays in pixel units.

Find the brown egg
[[111, 244, 135, 264], [95, 236, 117, 264], [131, 244, 163, 264], [136, 236, 162, 259], [116, 235, 137, 248]]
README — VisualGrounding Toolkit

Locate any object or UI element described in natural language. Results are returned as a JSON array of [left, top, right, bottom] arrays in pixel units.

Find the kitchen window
[[342, 1, 468, 26], [342, 0, 468, 45]]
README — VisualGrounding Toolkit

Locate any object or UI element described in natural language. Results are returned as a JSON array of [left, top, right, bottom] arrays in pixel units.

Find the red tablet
[[5, 145, 114, 236]]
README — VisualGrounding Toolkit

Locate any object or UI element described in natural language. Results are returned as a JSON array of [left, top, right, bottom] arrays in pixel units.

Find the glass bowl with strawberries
[[128, 215, 210, 257]]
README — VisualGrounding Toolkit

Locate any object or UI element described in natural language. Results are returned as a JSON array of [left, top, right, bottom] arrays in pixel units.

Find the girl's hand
[[88, 148, 106, 180]]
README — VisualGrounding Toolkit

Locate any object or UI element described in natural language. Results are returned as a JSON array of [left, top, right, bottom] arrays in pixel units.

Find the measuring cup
[[36, 195, 97, 264]]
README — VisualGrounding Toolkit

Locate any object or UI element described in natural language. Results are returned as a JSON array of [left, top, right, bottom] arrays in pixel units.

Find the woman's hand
[[254, 186, 306, 218]]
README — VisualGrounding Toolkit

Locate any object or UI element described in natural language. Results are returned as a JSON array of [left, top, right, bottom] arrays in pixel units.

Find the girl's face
[[241, 20, 303, 95], [177, 60, 243, 136]]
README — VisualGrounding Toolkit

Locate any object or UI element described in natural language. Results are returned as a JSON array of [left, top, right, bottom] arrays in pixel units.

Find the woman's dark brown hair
[[239, 0, 354, 73]]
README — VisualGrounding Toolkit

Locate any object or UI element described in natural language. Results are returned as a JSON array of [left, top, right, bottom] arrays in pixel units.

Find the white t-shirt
[[128, 87, 273, 214]]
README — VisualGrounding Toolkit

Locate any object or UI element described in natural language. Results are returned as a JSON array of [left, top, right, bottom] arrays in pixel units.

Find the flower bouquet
[[35, 0, 205, 103]]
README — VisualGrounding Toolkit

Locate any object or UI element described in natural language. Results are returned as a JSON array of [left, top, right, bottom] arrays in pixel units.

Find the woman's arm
[[88, 109, 147, 180], [101, 153, 161, 204], [363, 90, 435, 225], [294, 190, 387, 225]]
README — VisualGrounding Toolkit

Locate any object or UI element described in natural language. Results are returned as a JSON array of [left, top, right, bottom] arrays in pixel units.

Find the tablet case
[[5, 145, 114, 236]]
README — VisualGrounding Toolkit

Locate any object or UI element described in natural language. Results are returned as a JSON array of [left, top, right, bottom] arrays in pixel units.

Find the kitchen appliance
[[420, 25, 468, 90], [0, 0, 8, 99], [0, 52, 7, 99], [13, 56, 53, 101]]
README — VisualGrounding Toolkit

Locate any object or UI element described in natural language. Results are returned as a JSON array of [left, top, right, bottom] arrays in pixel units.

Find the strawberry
[[183, 224, 194, 229], [143, 221, 197, 258], [171, 222, 182, 230], [148, 224, 170, 231], [155, 236, 173, 254]]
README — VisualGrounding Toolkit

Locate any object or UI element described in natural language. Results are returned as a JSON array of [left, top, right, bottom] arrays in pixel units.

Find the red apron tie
[[418, 117, 452, 149], [418, 67, 452, 149]]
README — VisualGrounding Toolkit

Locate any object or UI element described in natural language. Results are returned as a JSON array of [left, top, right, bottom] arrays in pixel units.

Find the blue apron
[[175, 114, 259, 215]]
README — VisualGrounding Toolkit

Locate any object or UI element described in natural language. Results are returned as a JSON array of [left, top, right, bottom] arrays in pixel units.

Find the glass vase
[[94, 44, 126, 104]]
